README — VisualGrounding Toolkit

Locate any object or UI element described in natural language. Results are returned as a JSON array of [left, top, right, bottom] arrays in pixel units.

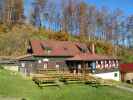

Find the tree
[[30, 0, 47, 28], [3, 0, 24, 25], [126, 15, 133, 47], [0, 0, 4, 23], [78, 2, 88, 36]]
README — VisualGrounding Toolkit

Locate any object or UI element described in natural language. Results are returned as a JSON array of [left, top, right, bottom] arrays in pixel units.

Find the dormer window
[[44, 47, 52, 54], [64, 47, 68, 50], [81, 48, 87, 53], [76, 44, 88, 53], [78, 47, 88, 53], [47, 50, 51, 54], [41, 43, 52, 54]]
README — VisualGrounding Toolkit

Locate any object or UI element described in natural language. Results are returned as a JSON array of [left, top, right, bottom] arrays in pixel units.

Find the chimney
[[91, 43, 95, 54]]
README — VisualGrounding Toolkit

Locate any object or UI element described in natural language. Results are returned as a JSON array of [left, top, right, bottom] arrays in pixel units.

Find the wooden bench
[[32, 73, 97, 87]]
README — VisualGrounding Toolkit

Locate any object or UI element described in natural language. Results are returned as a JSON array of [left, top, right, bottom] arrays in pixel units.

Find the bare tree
[[30, 0, 47, 28], [3, 0, 24, 25], [78, 2, 88, 36]]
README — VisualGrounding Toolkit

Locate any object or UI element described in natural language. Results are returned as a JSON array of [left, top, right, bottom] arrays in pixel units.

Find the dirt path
[[116, 85, 133, 93], [0, 96, 21, 100]]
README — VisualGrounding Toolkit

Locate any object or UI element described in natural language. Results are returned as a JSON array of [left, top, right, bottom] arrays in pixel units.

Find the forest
[[0, 0, 133, 63]]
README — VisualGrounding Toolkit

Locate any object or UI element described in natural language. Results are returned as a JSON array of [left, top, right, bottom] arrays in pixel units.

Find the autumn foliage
[[49, 31, 69, 41]]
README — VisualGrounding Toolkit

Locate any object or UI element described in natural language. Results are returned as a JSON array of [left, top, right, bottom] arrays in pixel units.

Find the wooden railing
[[33, 73, 95, 82], [94, 67, 119, 74], [32, 68, 96, 85], [36, 68, 69, 74]]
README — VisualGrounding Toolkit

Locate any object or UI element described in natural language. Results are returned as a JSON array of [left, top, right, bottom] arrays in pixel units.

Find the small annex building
[[0, 57, 18, 72], [17, 40, 120, 81], [120, 64, 133, 83]]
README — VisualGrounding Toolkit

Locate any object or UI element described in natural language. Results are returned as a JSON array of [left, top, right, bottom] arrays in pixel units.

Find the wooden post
[[82, 61, 86, 81]]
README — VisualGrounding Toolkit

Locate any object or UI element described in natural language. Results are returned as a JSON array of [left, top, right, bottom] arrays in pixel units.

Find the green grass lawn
[[0, 69, 133, 100]]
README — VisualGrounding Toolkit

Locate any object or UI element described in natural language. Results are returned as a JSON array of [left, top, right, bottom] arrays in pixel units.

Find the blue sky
[[24, 0, 32, 17], [24, 0, 133, 17], [85, 0, 133, 15]]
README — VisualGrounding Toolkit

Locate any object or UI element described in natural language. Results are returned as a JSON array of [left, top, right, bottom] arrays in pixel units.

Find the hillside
[[0, 24, 133, 63], [0, 69, 133, 100]]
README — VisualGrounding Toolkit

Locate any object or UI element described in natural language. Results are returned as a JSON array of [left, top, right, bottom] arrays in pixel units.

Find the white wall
[[94, 71, 120, 81], [4, 65, 19, 72]]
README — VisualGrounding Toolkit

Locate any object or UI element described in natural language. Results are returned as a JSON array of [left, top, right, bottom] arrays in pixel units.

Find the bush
[[126, 80, 131, 84], [21, 98, 27, 100], [59, 77, 67, 84], [49, 31, 69, 41], [0, 65, 4, 69]]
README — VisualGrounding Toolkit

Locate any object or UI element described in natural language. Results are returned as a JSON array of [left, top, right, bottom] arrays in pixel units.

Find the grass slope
[[0, 69, 133, 100]]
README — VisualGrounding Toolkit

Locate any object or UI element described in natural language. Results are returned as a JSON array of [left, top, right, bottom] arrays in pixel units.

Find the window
[[96, 61, 100, 69], [43, 58, 49, 62], [114, 73, 118, 77], [38, 60, 42, 64], [78, 64, 81, 69], [21, 63, 25, 68], [116, 60, 119, 67], [56, 64, 60, 69], [44, 63, 47, 69]]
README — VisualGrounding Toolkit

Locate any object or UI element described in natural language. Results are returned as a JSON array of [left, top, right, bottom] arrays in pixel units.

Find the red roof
[[120, 64, 133, 73], [30, 40, 89, 56], [30, 40, 118, 61], [67, 53, 118, 61]]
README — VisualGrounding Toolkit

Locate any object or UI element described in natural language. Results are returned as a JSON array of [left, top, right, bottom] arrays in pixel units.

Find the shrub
[[49, 31, 69, 41], [0, 65, 4, 69], [126, 80, 131, 84], [21, 98, 27, 100], [59, 77, 67, 84]]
